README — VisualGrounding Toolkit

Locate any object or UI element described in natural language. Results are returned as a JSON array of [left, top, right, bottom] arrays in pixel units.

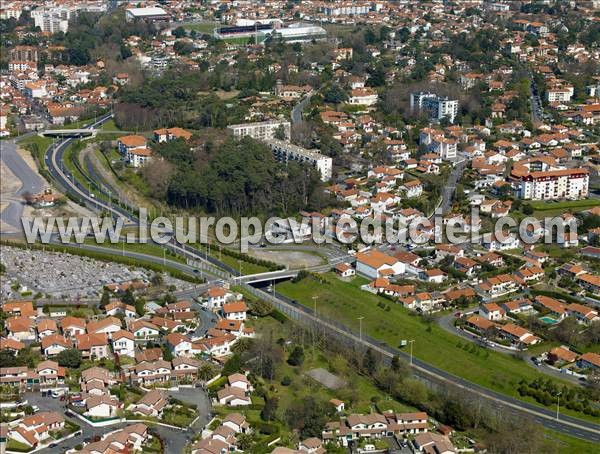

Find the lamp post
[[358, 316, 364, 342], [408, 339, 415, 366]]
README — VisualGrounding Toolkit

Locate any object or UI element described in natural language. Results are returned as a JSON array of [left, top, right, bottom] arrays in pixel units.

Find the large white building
[[517, 168, 589, 200], [227, 120, 291, 141], [125, 7, 170, 22], [410, 92, 459, 123], [31, 7, 71, 33], [265, 139, 332, 182]]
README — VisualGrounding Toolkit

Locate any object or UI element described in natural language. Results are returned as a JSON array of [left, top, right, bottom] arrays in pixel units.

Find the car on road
[[49, 443, 58, 448]]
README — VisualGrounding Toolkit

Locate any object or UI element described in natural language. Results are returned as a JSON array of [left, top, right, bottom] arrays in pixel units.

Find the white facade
[[265, 139, 332, 181], [518, 169, 589, 200], [410, 92, 459, 123], [31, 7, 71, 33], [227, 120, 291, 141]]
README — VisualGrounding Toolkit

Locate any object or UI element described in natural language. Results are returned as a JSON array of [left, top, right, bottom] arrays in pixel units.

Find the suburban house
[[41, 334, 70, 357], [105, 301, 137, 318], [222, 301, 249, 321], [60, 316, 86, 337], [129, 389, 169, 417], [334, 262, 356, 278], [86, 317, 122, 339], [166, 333, 193, 357], [577, 352, 600, 372], [217, 386, 252, 407], [566, 303, 598, 325], [111, 330, 136, 357], [9, 412, 64, 447], [479, 303, 505, 321], [128, 320, 161, 340], [86, 394, 120, 418], [356, 250, 404, 279], [75, 333, 110, 360]]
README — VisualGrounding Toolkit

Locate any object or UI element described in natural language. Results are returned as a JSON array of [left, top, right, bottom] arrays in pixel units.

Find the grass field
[[99, 119, 123, 132], [543, 429, 600, 454], [18, 134, 54, 152], [276, 273, 594, 422], [83, 239, 186, 264], [530, 199, 600, 212], [184, 22, 219, 33]]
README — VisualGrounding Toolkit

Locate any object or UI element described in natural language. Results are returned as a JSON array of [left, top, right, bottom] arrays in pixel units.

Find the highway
[[37, 116, 600, 442], [0, 138, 46, 230]]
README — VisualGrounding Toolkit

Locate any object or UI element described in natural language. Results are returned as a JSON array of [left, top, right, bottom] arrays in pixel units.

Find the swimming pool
[[539, 316, 559, 325]]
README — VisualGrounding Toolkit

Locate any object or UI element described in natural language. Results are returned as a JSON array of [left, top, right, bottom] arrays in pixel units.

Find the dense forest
[[146, 136, 330, 217], [115, 68, 250, 130]]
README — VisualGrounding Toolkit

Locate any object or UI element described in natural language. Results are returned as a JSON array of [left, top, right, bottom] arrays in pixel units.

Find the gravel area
[[0, 246, 192, 299]]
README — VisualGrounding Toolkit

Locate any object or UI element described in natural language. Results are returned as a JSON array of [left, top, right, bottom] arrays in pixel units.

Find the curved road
[[38, 116, 600, 442], [0, 138, 45, 230]]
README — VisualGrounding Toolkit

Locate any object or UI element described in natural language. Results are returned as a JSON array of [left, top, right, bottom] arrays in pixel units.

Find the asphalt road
[[37, 116, 600, 442], [438, 158, 467, 216], [0, 138, 45, 230], [291, 93, 312, 124], [251, 285, 600, 443]]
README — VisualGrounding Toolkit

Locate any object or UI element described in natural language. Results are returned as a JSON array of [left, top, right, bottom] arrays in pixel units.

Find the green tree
[[287, 346, 304, 366], [172, 26, 186, 38], [261, 395, 278, 421], [100, 289, 111, 308], [523, 204, 534, 215], [323, 84, 348, 104], [57, 349, 82, 368], [274, 124, 287, 140]]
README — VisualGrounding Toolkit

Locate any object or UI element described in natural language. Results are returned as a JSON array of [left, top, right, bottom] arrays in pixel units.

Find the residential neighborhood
[[1, 0, 600, 453]]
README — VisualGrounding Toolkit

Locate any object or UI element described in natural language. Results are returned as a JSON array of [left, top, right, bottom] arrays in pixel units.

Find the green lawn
[[83, 239, 187, 264], [276, 273, 594, 422], [184, 22, 219, 33], [6, 438, 33, 452], [530, 199, 600, 212], [99, 119, 123, 132], [19, 134, 54, 148], [543, 429, 600, 454]]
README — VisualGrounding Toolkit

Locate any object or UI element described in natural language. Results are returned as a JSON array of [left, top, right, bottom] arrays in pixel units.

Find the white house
[[112, 330, 136, 357], [222, 301, 248, 321], [356, 250, 404, 279], [86, 395, 120, 418]]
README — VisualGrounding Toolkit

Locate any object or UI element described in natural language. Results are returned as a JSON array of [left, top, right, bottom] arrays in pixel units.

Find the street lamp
[[358, 316, 364, 342], [556, 392, 561, 421], [408, 339, 415, 366]]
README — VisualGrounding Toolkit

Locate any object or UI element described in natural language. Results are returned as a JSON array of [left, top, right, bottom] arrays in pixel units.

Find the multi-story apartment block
[[517, 168, 589, 200], [227, 120, 291, 141], [264, 139, 332, 181], [410, 92, 459, 123], [31, 7, 72, 33]]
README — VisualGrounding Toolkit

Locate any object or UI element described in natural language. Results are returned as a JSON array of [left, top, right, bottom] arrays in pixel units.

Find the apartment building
[[264, 139, 332, 181], [517, 168, 589, 200], [227, 120, 291, 141], [411, 92, 459, 123], [31, 7, 72, 33]]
